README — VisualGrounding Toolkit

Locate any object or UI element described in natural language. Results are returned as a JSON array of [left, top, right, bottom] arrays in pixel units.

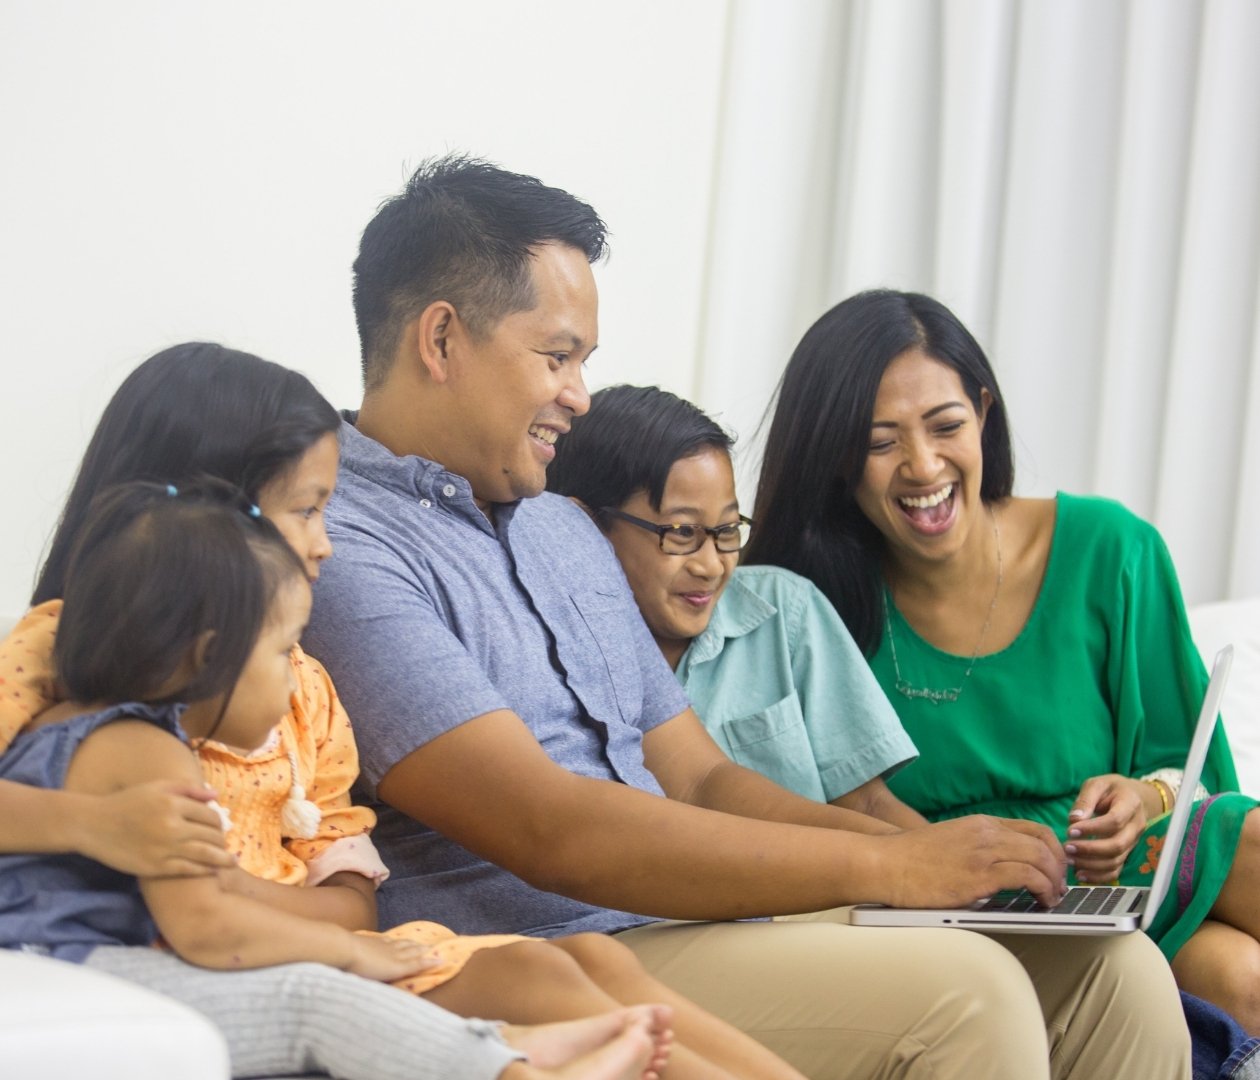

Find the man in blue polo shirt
[[303, 155, 1189, 1080]]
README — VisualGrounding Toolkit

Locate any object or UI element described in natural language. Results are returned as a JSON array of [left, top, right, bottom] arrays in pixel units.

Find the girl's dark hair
[[55, 481, 306, 740], [744, 289, 1013, 655], [547, 384, 733, 524], [34, 342, 339, 605]]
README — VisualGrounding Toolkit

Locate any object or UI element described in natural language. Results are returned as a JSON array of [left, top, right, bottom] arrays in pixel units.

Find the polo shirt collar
[[680, 571, 777, 669], [337, 412, 491, 532]]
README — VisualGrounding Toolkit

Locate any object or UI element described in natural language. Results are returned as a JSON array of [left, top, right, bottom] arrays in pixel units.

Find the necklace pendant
[[884, 504, 1003, 710], [895, 680, 959, 705]]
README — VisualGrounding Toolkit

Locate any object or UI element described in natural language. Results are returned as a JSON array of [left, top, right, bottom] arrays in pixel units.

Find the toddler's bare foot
[[636, 1006, 673, 1076], [502, 1005, 672, 1071], [546, 1013, 658, 1080]]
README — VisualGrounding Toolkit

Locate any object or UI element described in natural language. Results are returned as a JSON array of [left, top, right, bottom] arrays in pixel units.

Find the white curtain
[[692, 0, 1260, 606]]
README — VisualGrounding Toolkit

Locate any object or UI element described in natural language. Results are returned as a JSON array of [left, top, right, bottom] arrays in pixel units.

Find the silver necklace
[[885, 506, 1003, 705]]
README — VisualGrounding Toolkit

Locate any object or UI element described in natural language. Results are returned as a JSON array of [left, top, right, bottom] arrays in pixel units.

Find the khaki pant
[[617, 909, 1189, 1080]]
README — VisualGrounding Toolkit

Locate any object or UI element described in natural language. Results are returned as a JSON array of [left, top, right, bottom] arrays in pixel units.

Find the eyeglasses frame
[[598, 507, 753, 555]]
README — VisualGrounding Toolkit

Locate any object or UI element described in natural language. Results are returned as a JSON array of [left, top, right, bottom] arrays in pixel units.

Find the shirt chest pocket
[[718, 693, 827, 803], [567, 589, 644, 722]]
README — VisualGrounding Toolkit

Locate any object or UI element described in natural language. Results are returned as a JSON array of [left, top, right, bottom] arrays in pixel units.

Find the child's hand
[[345, 934, 440, 982]]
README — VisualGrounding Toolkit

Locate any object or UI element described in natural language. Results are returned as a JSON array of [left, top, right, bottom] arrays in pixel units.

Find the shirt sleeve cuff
[[303, 834, 391, 888], [819, 730, 920, 802]]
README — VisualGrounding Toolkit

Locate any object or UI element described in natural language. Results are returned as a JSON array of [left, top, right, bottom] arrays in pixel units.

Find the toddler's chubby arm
[[216, 865, 376, 931], [67, 720, 429, 980]]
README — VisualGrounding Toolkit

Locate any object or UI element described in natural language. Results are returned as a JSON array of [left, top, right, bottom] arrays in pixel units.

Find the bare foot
[[547, 1013, 658, 1080], [502, 1005, 673, 1071]]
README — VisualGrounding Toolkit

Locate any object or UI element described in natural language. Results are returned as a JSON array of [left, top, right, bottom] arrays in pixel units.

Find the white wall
[[0, 0, 728, 615], [4, 0, 1257, 618], [693, 0, 1260, 607]]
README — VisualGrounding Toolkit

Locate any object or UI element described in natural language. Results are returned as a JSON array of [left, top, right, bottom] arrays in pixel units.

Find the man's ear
[[413, 300, 459, 383]]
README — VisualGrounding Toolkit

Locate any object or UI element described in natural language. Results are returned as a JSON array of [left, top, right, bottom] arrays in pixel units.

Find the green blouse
[[874, 493, 1253, 958]]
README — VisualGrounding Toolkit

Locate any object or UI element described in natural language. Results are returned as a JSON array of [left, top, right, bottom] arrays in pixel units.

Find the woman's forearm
[[0, 778, 231, 875], [0, 780, 90, 853]]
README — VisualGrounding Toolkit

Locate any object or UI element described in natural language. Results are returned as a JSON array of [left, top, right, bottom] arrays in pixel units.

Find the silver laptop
[[850, 644, 1233, 934]]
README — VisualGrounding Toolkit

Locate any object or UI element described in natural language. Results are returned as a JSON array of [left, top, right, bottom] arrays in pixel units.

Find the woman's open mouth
[[896, 483, 957, 535]]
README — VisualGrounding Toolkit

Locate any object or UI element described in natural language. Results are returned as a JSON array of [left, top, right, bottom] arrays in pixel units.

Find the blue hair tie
[[247, 504, 262, 518], [166, 484, 178, 497]]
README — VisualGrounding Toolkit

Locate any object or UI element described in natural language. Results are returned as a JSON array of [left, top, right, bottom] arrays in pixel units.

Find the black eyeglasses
[[599, 508, 753, 555]]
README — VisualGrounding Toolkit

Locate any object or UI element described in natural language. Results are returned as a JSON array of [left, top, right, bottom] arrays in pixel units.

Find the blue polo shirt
[[303, 418, 689, 936], [678, 566, 917, 803]]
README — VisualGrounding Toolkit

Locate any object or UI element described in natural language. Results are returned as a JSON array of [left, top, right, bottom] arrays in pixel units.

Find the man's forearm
[[378, 719, 896, 919], [536, 775, 1069, 915], [378, 709, 1062, 920], [527, 773, 896, 919]]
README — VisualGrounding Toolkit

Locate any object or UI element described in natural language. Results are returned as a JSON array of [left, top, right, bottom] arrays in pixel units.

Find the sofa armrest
[[0, 949, 229, 1079], [1188, 597, 1260, 797]]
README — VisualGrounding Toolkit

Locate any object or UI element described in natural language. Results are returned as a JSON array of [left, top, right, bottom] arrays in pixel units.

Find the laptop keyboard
[[979, 887, 1140, 915]]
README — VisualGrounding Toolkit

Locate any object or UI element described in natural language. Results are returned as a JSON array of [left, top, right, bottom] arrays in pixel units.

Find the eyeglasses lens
[[659, 520, 750, 555]]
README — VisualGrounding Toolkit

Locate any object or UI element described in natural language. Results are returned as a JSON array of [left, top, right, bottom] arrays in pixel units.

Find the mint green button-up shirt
[[677, 565, 917, 803]]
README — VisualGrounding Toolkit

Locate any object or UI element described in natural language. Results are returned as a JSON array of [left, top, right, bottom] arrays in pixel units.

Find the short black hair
[[34, 342, 339, 605], [547, 384, 733, 524], [745, 289, 1013, 653], [55, 481, 305, 727], [353, 153, 609, 390]]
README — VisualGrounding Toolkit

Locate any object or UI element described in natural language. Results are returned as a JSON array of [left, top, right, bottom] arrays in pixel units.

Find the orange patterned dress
[[0, 602, 526, 994]]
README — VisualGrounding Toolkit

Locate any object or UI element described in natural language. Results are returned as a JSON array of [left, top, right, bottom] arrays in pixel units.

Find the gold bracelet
[[1145, 778, 1171, 815]]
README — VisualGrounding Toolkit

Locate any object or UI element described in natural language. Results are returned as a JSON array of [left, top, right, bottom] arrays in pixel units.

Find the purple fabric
[[1177, 794, 1223, 916]]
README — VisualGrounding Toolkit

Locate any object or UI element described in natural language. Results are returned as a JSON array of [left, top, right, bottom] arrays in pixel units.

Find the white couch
[[1188, 596, 1260, 796], [2, 597, 1258, 1074], [0, 948, 229, 1079]]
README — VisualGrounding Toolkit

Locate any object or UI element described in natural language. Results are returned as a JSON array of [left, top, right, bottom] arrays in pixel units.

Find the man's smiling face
[[446, 241, 598, 508]]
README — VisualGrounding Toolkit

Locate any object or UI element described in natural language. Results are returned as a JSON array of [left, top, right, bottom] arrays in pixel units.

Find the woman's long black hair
[[34, 343, 339, 605], [743, 289, 1014, 655]]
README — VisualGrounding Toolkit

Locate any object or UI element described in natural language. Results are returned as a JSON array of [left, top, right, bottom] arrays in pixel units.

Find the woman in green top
[[744, 288, 1260, 1031]]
